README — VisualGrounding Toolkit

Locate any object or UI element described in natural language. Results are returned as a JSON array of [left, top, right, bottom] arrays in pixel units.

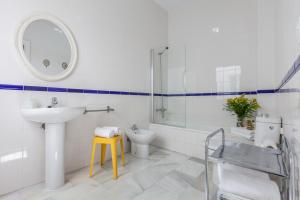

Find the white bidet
[[126, 129, 156, 158]]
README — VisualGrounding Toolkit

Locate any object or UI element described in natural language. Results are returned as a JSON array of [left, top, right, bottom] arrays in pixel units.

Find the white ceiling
[[153, 0, 190, 11]]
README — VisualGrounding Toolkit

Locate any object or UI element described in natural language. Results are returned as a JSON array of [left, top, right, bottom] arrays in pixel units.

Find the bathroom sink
[[21, 106, 85, 190], [21, 107, 85, 123]]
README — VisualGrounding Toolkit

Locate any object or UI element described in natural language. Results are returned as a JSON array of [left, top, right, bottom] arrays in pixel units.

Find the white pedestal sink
[[21, 106, 85, 190]]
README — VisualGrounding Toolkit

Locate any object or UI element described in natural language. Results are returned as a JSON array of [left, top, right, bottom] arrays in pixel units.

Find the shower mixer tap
[[153, 46, 169, 119], [156, 107, 167, 118]]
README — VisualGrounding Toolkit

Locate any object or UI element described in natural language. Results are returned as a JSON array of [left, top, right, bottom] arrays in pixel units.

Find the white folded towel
[[95, 127, 120, 138], [220, 163, 270, 180], [219, 192, 252, 200], [231, 127, 255, 140], [102, 126, 120, 134], [217, 163, 281, 200]]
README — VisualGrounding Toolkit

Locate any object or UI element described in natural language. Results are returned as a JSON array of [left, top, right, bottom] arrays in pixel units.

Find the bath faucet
[[50, 97, 58, 108]]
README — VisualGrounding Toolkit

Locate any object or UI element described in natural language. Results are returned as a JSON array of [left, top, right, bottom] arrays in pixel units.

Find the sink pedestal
[[21, 106, 85, 190], [45, 123, 65, 190]]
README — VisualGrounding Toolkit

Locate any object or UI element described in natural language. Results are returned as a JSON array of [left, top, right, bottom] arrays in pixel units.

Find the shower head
[[158, 46, 169, 55]]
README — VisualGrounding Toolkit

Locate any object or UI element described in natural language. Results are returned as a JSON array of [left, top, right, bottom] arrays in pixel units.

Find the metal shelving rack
[[205, 128, 293, 200]]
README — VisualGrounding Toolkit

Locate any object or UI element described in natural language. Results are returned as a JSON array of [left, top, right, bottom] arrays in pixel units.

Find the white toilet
[[126, 127, 156, 158], [255, 116, 281, 148]]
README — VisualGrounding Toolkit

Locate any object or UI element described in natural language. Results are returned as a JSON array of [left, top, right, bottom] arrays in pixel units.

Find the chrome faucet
[[50, 97, 58, 108], [156, 107, 167, 118], [131, 124, 138, 131]]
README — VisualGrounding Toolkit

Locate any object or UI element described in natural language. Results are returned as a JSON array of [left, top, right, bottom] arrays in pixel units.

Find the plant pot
[[237, 117, 245, 127]]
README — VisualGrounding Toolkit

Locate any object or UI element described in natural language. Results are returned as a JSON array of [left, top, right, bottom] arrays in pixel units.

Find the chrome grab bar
[[84, 106, 115, 114], [205, 128, 225, 200], [281, 135, 297, 200], [289, 147, 295, 200]]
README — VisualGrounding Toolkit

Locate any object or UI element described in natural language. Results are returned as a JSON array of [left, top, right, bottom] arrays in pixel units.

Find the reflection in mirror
[[22, 19, 71, 76], [18, 15, 77, 81]]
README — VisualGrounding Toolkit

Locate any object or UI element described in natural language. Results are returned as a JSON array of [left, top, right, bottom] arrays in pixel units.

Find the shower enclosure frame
[[150, 46, 187, 126], [150, 49, 155, 122], [150, 48, 169, 123]]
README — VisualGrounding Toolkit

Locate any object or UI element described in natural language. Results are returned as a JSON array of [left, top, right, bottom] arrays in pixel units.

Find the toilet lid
[[256, 117, 281, 124]]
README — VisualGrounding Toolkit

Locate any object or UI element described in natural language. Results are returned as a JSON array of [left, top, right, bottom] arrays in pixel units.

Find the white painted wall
[[0, 0, 167, 195]]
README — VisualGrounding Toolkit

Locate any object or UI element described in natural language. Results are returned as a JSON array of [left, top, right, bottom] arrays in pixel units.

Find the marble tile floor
[[0, 147, 208, 200]]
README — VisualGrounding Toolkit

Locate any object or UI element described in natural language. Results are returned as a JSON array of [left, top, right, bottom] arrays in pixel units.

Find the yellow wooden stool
[[89, 135, 125, 179]]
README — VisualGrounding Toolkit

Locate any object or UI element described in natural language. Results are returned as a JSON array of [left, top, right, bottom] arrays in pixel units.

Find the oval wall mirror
[[17, 15, 77, 81]]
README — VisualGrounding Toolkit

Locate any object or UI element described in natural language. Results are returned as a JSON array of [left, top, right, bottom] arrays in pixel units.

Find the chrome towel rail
[[84, 106, 115, 114]]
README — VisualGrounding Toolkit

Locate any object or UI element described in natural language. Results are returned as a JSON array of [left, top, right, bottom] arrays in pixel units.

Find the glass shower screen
[[151, 45, 187, 127]]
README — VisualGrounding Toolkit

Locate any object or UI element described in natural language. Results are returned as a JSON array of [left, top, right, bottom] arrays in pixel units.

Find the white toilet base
[[131, 143, 149, 158]]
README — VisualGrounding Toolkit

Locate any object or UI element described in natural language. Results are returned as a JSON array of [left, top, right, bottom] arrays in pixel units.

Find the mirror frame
[[17, 14, 78, 81]]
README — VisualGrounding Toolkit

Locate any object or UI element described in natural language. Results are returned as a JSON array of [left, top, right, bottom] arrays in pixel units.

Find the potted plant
[[224, 95, 261, 127]]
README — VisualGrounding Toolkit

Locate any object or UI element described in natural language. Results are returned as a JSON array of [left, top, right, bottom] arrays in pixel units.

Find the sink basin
[[21, 107, 85, 123], [21, 106, 85, 190]]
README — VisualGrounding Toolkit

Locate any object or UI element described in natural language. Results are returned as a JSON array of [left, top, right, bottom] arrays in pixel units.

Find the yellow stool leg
[[120, 137, 125, 166], [111, 142, 118, 179], [101, 144, 107, 167], [89, 139, 97, 177]]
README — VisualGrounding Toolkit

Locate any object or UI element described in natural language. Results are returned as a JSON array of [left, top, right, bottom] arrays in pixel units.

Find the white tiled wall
[[153, 0, 279, 129], [152, 0, 300, 169], [0, 90, 152, 195], [150, 123, 250, 159], [0, 0, 168, 196], [275, 0, 300, 120], [150, 123, 210, 159], [167, 0, 261, 92], [0, 0, 299, 196], [275, 0, 300, 195]]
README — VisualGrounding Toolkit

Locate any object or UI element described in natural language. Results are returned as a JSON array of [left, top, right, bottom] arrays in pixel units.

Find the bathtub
[[149, 123, 248, 159]]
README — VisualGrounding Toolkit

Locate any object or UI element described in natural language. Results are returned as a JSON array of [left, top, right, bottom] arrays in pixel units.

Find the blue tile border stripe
[[163, 90, 271, 97], [24, 86, 47, 91], [98, 90, 110, 94], [67, 88, 84, 93], [257, 89, 276, 94], [0, 54, 299, 97], [0, 84, 23, 90], [83, 89, 98, 94], [47, 87, 67, 92], [130, 92, 150, 96], [0, 84, 151, 96], [277, 88, 300, 93], [0, 83, 299, 97], [109, 91, 121, 95]]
